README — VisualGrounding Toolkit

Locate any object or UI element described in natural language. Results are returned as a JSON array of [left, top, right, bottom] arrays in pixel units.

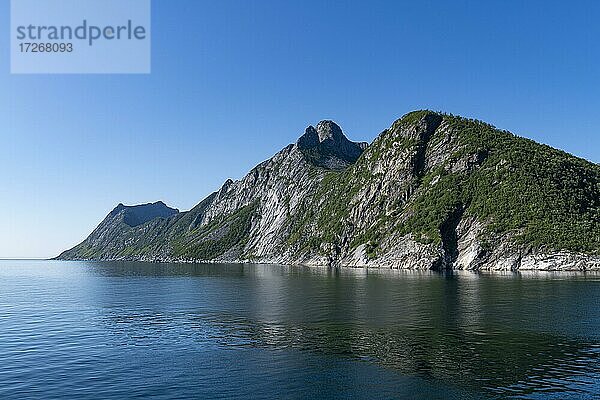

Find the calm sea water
[[0, 260, 598, 399]]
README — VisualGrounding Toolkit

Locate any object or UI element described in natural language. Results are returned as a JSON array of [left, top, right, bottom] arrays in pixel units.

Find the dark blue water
[[0, 261, 598, 399]]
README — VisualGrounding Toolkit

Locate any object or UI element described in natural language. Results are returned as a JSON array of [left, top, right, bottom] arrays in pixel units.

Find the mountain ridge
[[57, 111, 600, 271], [112, 201, 179, 227]]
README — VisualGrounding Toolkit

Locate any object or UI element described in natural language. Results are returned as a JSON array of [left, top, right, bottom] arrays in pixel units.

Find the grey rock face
[[57, 112, 600, 271]]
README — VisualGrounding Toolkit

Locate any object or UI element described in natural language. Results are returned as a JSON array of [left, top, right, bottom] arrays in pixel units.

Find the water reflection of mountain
[[90, 261, 600, 398]]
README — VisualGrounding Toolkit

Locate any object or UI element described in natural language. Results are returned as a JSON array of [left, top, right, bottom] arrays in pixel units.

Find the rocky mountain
[[114, 201, 179, 227], [57, 111, 600, 271]]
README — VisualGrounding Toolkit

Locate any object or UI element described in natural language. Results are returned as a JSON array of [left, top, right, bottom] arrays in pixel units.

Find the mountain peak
[[111, 201, 179, 227], [316, 120, 344, 142], [297, 120, 347, 148], [296, 120, 367, 170]]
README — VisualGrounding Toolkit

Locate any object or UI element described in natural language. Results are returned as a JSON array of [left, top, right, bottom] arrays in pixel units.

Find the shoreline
[[48, 257, 600, 273]]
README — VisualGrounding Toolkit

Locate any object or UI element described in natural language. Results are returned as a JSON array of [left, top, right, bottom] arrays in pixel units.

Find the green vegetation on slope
[[290, 111, 600, 256], [446, 116, 599, 252], [173, 202, 258, 260]]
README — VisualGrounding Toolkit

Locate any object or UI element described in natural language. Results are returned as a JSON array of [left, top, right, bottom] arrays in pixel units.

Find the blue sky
[[1, 0, 599, 258]]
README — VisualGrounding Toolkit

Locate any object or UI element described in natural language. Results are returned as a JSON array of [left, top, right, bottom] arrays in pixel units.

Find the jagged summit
[[297, 120, 367, 170], [316, 120, 344, 142], [298, 120, 347, 145]]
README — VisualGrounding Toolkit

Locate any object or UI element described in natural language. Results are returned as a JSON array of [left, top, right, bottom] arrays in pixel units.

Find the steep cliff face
[[57, 111, 600, 271]]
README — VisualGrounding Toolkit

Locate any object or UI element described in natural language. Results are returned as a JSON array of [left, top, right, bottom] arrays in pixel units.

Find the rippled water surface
[[0, 260, 599, 399]]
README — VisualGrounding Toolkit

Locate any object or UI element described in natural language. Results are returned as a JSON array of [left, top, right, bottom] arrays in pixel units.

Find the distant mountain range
[[57, 111, 600, 271]]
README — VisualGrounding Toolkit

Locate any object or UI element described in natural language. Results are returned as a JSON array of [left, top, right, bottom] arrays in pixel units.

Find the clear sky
[[1, 0, 599, 259]]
